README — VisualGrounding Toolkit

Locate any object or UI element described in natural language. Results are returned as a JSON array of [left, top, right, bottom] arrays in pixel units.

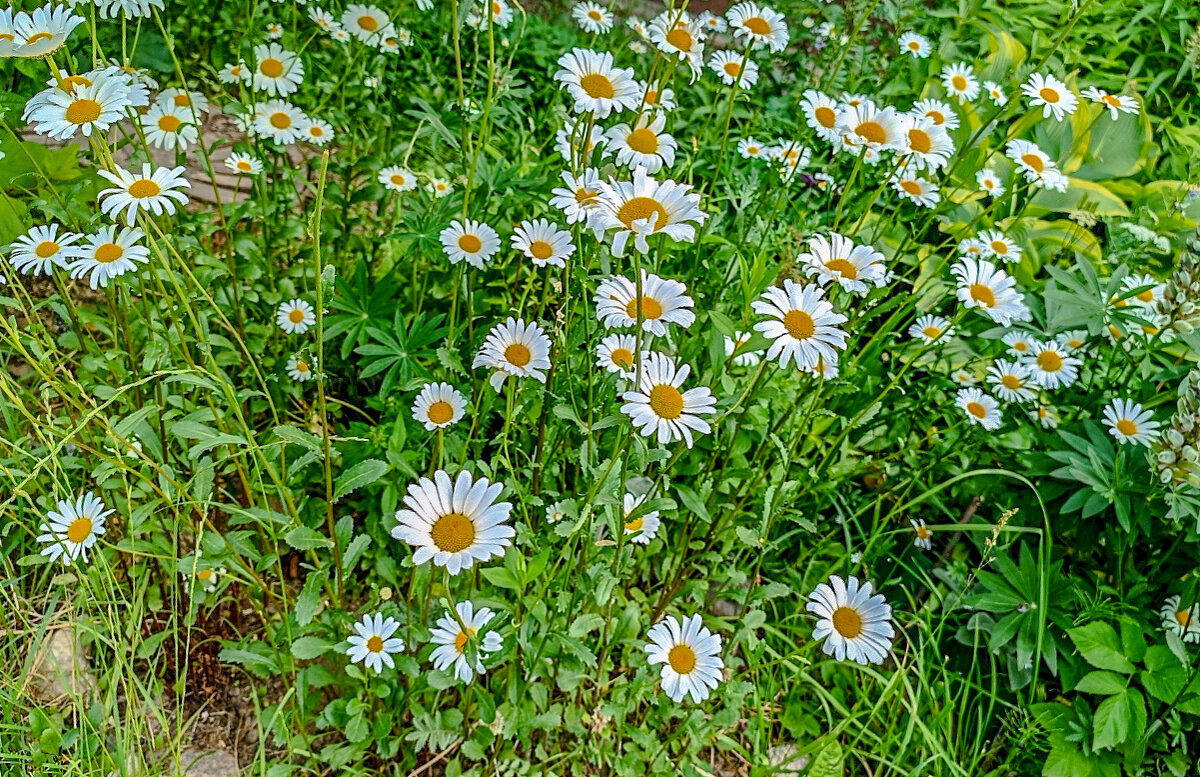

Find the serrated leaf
[[568, 612, 605, 639], [1068, 622, 1134, 673], [284, 525, 333, 551], [334, 458, 388, 501], [274, 425, 325, 455]]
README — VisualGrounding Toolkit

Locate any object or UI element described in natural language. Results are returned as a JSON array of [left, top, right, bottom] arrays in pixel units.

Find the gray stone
[[29, 627, 96, 702], [177, 748, 239, 777]]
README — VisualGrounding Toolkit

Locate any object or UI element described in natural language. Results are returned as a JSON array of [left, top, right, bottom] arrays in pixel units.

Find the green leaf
[[342, 534, 371, 572], [274, 425, 325, 455], [291, 636, 332, 659], [1140, 645, 1187, 703], [284, 525, 334, 551], [1074, 670, 1126, 695], [1068, 622, 1135, 673], [334, 459, 388, 501], [1092, 688, 1145, 750], [807, 739, 844, 777], [568, 613, 605, 639], [1119, 619, 1147, 664], [345, 712, 370, 743], [480, 567, 520, 590], [294, 569, 327, 627]]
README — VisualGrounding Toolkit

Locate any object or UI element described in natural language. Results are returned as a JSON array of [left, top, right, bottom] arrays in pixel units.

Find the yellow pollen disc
[[723, 61, 742, 77], [454, 627, 477, 653], [1115, 419, 1138, 436], [1036, 351, 1063, 371], [259, 58, 285, 78], [1001, 375, 1022, 390], [665, 27, 694, 52], [66, 516, 93, 544], [626, 127, 659, 154], [295, 361, 309, 372], [831, 606, 864, 638], [1103, 95, 1121, 108], [458, 234, 482, 253], [624, 516, 644, 532], [649, 383, 684, 419], [907, 41, 920, 50], [814, 105, 837, 128], [747, 146, 759, 154], [1021, 153, 1045, 172], [504, 343, 532, 367], [66, 98, 103, 125], [783, 309, 815, 339], [574, 187, 598, 205], [427, 400, 454, 424], [855, 121, 887, 144], [288, 308, 306, 323], [358, 15, 379, 30], [528, 240, 554, 260], [966, 401, 987, 419], [491, 1, 501, 12], [984, 180, 995, 189], [157, 115, 182, 132], [35, 241, 60, 258], [173, 94, 191, 107], [25, 31, 54, 44], [94, 243, 124, 263], [990, 240, 1008, 254], [922, 326, 941, 339], [644, 89, 658, 104], [616, 196, 668, 231], [588, 10, 601, 19], [270, 111, 292, 129], [926, 110, 945, 124], [197, 568, 212, 580], [951, 75, 968, 91], [908, 128, 931, 153], [825, 258, 858, 279], [1038, 87, 1060, 103], [900, 180, 923, 195], [969, 283, 996, 307], [1013, 341, 1027, 352], [1136, 289, 1154, 302], [579, 73, 615, 99], [237, 161, 252, 171], [391, 174, 406, 186], [610, 348, 634, 368], [1109, 324, 1124, 339], [430, 512, 476, 553], [743, 15, 771, 35], [128, 179, 161, 199], [624, 296, 663, 320], [59, 75, 93, 92], [916, 526, 930, 539], [366, 635, 384, 652], [667, 643, 697, 673], [1175, 610, 1192, 626]]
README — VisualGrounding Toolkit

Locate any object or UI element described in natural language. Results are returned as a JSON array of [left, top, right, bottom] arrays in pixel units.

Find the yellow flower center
[[900, 180, 923, 195], [966, 401, 987, 419], [814, 105, 837, 128], [1175, 609, 1192, 627], [358, 15, 379, 30], [1001, 375, 1022, 390], [922, 326, 941, 339], [624, 296, 663, 320], [1036, 351, 1063, 372], [723, 61, 742, 77], [916, 525, 930, 539], [665, 27, 694, 52], [624, 516, 644, 532], [831, 606, 863, 638], [574, 187, 598, 205], [783, 309, 815, 339], [66, 98, 103, 126], [67, 517, 93, 544], [427, 400, 454, 424], [59, 75, 93, 92], [270, 111, 292, 129], [908, 128, 931, 153], [855, 121, 887, 144], [237, 161, 253, 172], [35, 240, 60, 258], [366, 635, 384, 652], [1136, 288, 1154, 302], [926, 110, 945, 124], [1115, 418, 1138, 437], [197, 568, 212, 580], [259, 58, 285, 78], [454, 627, 477, 653], [626, 127, 659, 154], [825, 258, 858, 279], [528, 240, 554, 260], [1020, 153, 1045, 172], [969, 283, 995, 307], [1103, 94, 1121, 108], [1039, 87, 1060, 104], [907, 40, 920, 50], [128, 179, 161, 199], [990, 240, 1008, 255], [649, 384, 684, 419], [616, 196, 668, 231], [504, 343, 532, 367], [588, 9, 601, 20], [458, 234, 483, 253], [951, 75, 968, 91], [157, 115, 182, 132], [94, 243, 124, 263], [743, 15, 771, 35], [173, 94, 191, 107], [288, 308, 306, 323], [295, 361, 309, 373], [391, 174, 407, 186], [579, 73, 615, 99], [430, 512, 476, 553]]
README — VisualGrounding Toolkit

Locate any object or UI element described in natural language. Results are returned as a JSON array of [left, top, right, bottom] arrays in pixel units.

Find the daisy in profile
[[554, 48, 641, 118], [979, 230, 1022, 263], [596, 333, 640, 377], [898, 31, 931, 58], [605, 114, 677, 173], [379, 165, 418, 193], [910, 98, 959, 130], [1022, 73, 1078, 121], [572, 2, 613, 33], [140, 102, 196, 151], [342, 3, 391, 41], [837, 100, 903, 159], [956, 387, 1003, 430], [37, 492, 113, 565], [775, 141, 812, 179], [897, 115, 953, 172], [97, 164, 190, 224], [725, 331, 761, 367], [472, 317, 553, 391], [252, 43, 304, 97], [911, 519, 932, 550], [1026, 339, 1080, 389], [9, 4, 86, 58], [26, 71, 131, 140], [800, 90, 842, 143], [286, 354, 316, 382], [627, 16, 648, 37], [727, 2, 788, 51], [1005, 139, 1062, 188], [301, 118, 334, 145], [987, 360, 1039, 403], [753, 280, 848, 371], [623, 493, 661, 544], [698, 10, 726, 33], [155, 88, 210, 116], [708, 51, 759, 89], [550, 168, 602, 224], [976, 169, 1005, 197], [951, 257, 1028, 326], [588, 166, 707, 256], [511, 219, 575, 268], [218, 61, 251, 85], [9, 224, 83, 276], [645, 614, 724, 703], [1101, 399, 1160, 446], [806, 575, 894, 665], [621, 352, 715, 448], [952, 369, 976, 386], [95, 0, 164, 19], [799, 232, 887, 295], [253, 99, 307, 144], [958, 237, 987, 258], [647, 11, 705, 77], [1031, 404, 1059, 429], [225, 152, 263, 175], [467, 0, 514, 29], [891, 170, 940, 208], [276, 299, 315, 334], [1059, 330, 1088, 351], [941, 63, 979, 101], [908, 314, 953, 344], [70, 227, 150, 289], [1082, 87, 1139, 120], [440, 219, 500, 269], [346, 613, 404, 674], [392, 470, 513, 574], [738, 137, 767, 159], [1159, 595, 1200, 643], [594, 271, 695, 336], [412, 382, 466, 430], [430, 601, 504, 683], [1001, 331, 1033, 356], [555, 115, 605, 163]]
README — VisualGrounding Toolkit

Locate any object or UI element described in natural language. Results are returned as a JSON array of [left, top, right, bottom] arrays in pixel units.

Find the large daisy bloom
[[9, 224, 83, 276], [391, 470, 513, 574], [727, 2, 788, 51], [605, 113, 677, 174], [252, 43, 304, 97], [225, 152, 263, 176], [412, 382, 467, 430], [440, 219, 500, 269], [1082, 87, 1139, 120], [806, 575, 894, 665], [836, 100, 903, 160], [647, 11, 705, 78], [752, 280, 848, 371], [1022, 73, 1078, 121], [70, 226, 150, 289], [276, 298, 315, 334], [800, 90, 842, 144], [799, 232, 887, 295], [471, 317, 553, 391], [623, 493, 661, 545], [1121, 273, 1165, 307], [140, 102, 197, 151], [896, 114, 953, 172], [252, 99, 308, 144], [986, 359, 1039, 403], [891, 171, 940, 208], [26, 71, 131, 140], [554, 48, 641, 119], [1025, 339, 1080, 389], [708, 51, 759, 89], [956, 388, 1003, 430], [1101, 399, 1160, 447], [572, 2, 613, 33], [511, 219, 575, 268], [951, 257, 1028, 326], [37, 492, 113, 565], [594, 271, 695, 336], [1160, 595, 1200, 644], [910, 98, 959, 130], [346, 613, 404, 674], [621, 352, 715, 448], [644, 614, 724, 703], [430, 601, 504, 684], [97, 164, 190, 224], [908, 314, 953, 345], [941, 63, 979, 101], [342, 3, 391, 41], [550, 168, 602, 224], [588, 166, 707, 256], [898, 31, 931, 58], [10, 4, 86, 58]]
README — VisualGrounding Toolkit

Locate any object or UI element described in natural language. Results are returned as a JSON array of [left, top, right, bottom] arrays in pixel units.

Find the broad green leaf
[[334, 458, 388, 501], [284, 525, 334, 551], [291, 636, 332, 659], [1068, 622, 1134, 673], [1074, 670, 1126, 695]]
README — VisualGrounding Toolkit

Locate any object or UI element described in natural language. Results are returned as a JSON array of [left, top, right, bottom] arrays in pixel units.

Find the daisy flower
[[951, 257, 1028, 326], [9, 224, 83, 276], [218, 61, 251, 85], [253, 99, 308, 144], [647, 11, 705, 78], [630, 40, 648, 54], [588, 166, 707, 256], [596, 333, 641, 376], [1031, 404, 1059, 429], [346, 613, 404, 674], [799, 90, 841, 143], [594, 271, 695, 336], [637, 82, 676, 113], [911, 519, 932, 550], [1122, 273, 1165, 306], [511, 219, 575, 268], [708, 51, 759, 89], [301, 118, 334, 145], [430, 601, 503, 683], [97, 164, 190, 224], [412, 382, 466, 430], [978, 229, 1022, 263], [908, 314, 953, 344], [775, 141, 812, 179], [572, 2, 612, 34], [309, 7, 338, 29], [891, 171, 940, 207], [698, 11, 726, 33], [976, 169, 1005, 197], [467, 0, 514, 29], [342, 3, 391, 41], [10, 4, 86, 58], [983, 81, 1008, 105], [37, 492, 112, 565], [806, 575, 894, 665], [185, 558, 222, 594], [799, 232, 887, 295], [738, 137, 767, 159], [1002, 331, 1033, 356], [837, 100, 904, 159], [555, 115, 606, 163], [1026, 339, 1080, 389], [26, 71, 131, 140], [897, 114, 953, 172], [252, 43, 304, 97], [958, 237, 987, 258], [70, 226, 150, 289], [605, 113, 677, 174], [440, 219, 500, 269], [941, 63, 979, 101], [952, 369, 976, 386], [471, 317, 553, 391], [286, 354, 316, 382], [725, 331, 761, 367], [1102, 399, 1160, 446], [554, 48, 641, 119], [727, 2, 788, 51], [1160, 595, 1200, 643], [1022, 73, 1078, 121], [910, 98, 959, 130], [898, 31, 931, 58], [140, 102, 197, 151], [430, 178, 453, 198], [1082, 87, 1139, 120], [392, 470, 513, 574], [621, 352, 716, 448], [380, 165, 418, 193], [1059, 330, 1088, 351], [550, 168, 602, 224], [956, 388, 1003, 430], [645, 614, 724, 703], [276, 299, 316, 334], [155, 88, 210, 116], [225, 152, 263, 175], [265, 22, 283, 39], [1005, 139, 1062, 188], [753, 280, 848, 371], [987, 359, 1039, 403], [623, 493, 661, 544]]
